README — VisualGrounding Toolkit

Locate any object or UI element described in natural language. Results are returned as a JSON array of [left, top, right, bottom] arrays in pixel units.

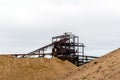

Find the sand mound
[[0, 56, 77, 80], [60, 48, 120, 80]]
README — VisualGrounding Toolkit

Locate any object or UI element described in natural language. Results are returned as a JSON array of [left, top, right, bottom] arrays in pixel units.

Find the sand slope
[[0, 56, 77, 80], [1, 48, 120, 80], [60, 48, 120, 80]]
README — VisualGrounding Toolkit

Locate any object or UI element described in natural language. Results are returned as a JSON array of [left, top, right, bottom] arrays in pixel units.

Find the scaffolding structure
[[12, 32, 98, 66], [51, 32, 84, 66]]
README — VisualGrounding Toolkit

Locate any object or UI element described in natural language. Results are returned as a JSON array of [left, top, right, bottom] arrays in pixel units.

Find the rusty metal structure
[[12, 32, 98, 66]]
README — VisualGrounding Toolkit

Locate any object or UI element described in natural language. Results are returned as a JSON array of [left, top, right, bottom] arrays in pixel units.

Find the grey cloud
[[0, 0, 120, 56]]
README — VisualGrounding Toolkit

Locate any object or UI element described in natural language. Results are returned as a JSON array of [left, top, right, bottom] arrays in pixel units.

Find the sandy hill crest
[[60, 48, 120, 80], [0, 56, 77, 80], [0, 48, 120, 80]]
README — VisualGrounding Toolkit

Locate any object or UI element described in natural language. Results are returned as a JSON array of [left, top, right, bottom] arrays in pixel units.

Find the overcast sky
[[0, 0, 120, 56]]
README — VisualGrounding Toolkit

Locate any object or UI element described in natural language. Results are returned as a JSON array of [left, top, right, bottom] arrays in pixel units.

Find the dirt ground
[[0, 48, 120, 80], [59, 48, 120, 80], [0, 56, 77, 80]]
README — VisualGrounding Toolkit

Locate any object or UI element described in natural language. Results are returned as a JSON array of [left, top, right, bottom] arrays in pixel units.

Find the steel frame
[[11, 32, 98, 66]]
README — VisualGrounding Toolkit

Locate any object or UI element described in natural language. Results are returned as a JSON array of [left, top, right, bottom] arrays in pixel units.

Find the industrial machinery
[[13, 32, 98, 66]]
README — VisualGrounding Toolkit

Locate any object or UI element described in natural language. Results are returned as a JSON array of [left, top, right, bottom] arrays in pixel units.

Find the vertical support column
[[82, 44, 84, 62], [43, 49, 45, 58], [64, 33, 67, 57], [76, 36, 79, 66], [73, 36, 75, 54]]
